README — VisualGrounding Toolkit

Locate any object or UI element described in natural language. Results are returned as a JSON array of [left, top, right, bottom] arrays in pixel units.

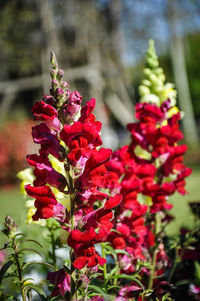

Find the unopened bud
[[147, 57, 158, 69], [50, 68, 57, 80], [50, 51, 58, 69], [57, 69, 64, 82], [52, 79, 59, 90], [78, 275, 89, 290], [61, 81, 69, 90], [55, 87, 64, 96], [139, 85, 150, 96], [43, 95, 56, 106], [2, 215, 18, 237], [143, 68, 151, 77]]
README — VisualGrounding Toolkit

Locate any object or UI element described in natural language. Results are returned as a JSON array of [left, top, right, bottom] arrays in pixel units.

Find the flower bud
[[61, 81, 69, 89], [50, 51, 58, 69], [143, 68, 152, 78], [50, 68, 57, 80], [63, 91, 82, 122], [43, 95, 56, 106], [52, 79, 59, 89], [147, 57, 159, 69], [2, 215, 18, 237], [139, 85, 150, 96], [57, 69, 64, 82], [55, 88, 64, 96], [141, 79, 151, 87], [77, 275, 89, 290]]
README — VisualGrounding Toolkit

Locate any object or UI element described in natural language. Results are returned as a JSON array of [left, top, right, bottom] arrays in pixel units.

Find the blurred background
[[0, 0, 200, 233]]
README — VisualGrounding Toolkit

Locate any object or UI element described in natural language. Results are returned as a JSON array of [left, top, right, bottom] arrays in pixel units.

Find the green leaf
[[110, 274, 144, 290], [24, 283, 47, 297], [88, 284, 106, 296], [90, 272, 103, 279], [22, 277, 34, 284], [194, 261, 200, 283], [104, 244, 117, 261], [115, 249, 130, 257], [107, 285, 121, 290], [0, 261, 13, 284], [105, 265, 119, 282], [18, 248, 44, 260], [14, 233, 25, 239], [20, 239, 43, 248], [175, 279, 192, 286], [63, 265, 71, 274], [23, 261, 56, 271]]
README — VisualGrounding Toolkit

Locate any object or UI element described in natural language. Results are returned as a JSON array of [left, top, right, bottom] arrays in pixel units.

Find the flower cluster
[[22, 52, 121, 298], [12, 42, 193, 301], [104, 42, 192, 299]]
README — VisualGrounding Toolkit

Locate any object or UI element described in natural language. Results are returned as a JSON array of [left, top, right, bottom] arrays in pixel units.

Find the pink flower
[[47, 268, 70, 297]]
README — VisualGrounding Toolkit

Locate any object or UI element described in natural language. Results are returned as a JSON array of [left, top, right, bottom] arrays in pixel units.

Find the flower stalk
[[101, 243, 107, 281], [148, 213, 160, 290], [12, 238, 27, 301]]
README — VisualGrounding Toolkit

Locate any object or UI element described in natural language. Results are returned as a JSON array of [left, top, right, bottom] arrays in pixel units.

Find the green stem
[[69, 176, 77, 301], [168, 247, 180, 283], [148, 213, 160, 290], [46, 220, 57, 268], [147, 246, 158, 290], [101, 243, 107, 280], [13, 240, 26, 301], [83, 293, 88, 301], [48, 225, 57, 268]]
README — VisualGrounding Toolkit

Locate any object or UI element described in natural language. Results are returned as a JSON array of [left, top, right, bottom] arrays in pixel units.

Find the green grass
[[0, 187, 44, 247], [0, 187, 26, 226], [166, 166, 200, 234]]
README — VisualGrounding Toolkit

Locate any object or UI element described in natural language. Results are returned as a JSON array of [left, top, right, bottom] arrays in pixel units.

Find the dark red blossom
[[25, 184, 64, 221], [77, 148, 112, 190], [60, 121, 102, 150], [32, 101, 58, 120]]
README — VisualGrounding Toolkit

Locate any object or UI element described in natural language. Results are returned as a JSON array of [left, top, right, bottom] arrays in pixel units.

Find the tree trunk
[[168, 0, 199, 146]]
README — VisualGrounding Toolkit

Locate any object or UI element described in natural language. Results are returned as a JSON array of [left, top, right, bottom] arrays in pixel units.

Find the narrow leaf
[[104, 245, 117, 261], [14, 233, 25, 238], [19, 248, 44, 260], [24, 283, 47, 297], [20, 239, 43, 248], [115, 249, 130, 257], [0, 261, 13, 284], [88, 284, 106, 296], [23, 261, 56, 271], [110, 274, 144, 290]]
